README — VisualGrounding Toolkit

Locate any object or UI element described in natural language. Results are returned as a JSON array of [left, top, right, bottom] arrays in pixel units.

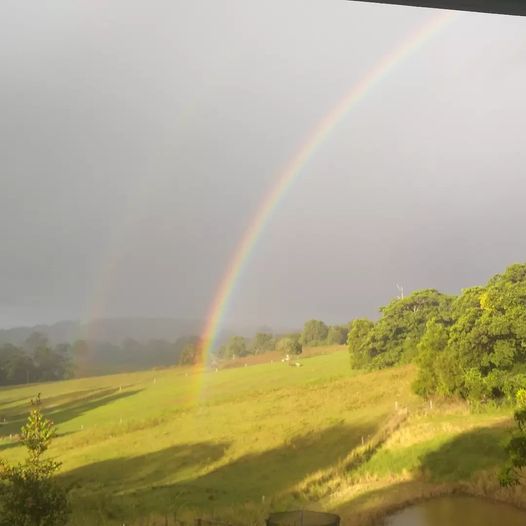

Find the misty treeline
[[0, 318, 350, 385], [216, 320, 349, 359], [0, 333, 201, 386], [0, 333, 71, 386], [349, 262, 526, 403]]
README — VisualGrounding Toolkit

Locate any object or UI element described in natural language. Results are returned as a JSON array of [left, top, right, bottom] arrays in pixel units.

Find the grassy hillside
[[0, 346, 524, 525]]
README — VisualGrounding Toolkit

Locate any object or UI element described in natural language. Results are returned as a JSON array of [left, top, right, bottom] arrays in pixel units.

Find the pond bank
[[384, 494, 526, 526], [336, 477, 526, 526]]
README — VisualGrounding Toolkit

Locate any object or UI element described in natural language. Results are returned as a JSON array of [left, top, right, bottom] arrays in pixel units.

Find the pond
[[383, 495, 526, 526]]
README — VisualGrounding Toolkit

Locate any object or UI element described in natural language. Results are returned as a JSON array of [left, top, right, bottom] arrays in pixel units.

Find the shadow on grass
[[45, 388, 142, 426], [63, 422, 376, 522], [0, 388, 107, 419], [0, 395, 33, 410], [335, 421, 513, 523], [0, 388, 142, 437], [0, 437, 23, 453], [63, 440, 231, 491], [419, 422, 510, 482]]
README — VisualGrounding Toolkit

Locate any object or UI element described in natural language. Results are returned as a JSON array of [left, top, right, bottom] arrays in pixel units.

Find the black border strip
[[350, 0, 526, 16]]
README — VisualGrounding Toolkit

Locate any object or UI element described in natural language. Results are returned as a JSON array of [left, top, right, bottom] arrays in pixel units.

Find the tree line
[[0, 310, 353, 386], [0, 333, 71, 386], [215, 320, 349, 360], [348, 262, 526, 403], [0, 333, 202, 386]]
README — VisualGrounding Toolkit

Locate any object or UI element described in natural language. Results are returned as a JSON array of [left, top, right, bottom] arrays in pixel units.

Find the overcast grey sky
[[1, 1, 525, 329]]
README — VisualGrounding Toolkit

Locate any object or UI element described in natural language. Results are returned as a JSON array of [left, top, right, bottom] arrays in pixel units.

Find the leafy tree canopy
[[218, 335, 249, 359], [276, 337, 302, 356], [251, 333, 275, 354], [362, 289, 453, 369], [348, 319, 375, 369], [413, 263, 526, 401], [326, 325, 348, 345], [301, 320, 329, 346]]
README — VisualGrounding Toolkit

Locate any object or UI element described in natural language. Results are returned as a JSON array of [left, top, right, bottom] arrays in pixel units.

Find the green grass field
[[0, 347, 523, 525]]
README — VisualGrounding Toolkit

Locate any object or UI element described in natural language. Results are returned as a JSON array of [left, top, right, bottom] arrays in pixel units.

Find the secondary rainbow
[[197, 10, 457, 371]]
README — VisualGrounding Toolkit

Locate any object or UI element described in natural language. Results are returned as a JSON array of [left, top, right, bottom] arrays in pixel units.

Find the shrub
[[0, 395, 70, 526]]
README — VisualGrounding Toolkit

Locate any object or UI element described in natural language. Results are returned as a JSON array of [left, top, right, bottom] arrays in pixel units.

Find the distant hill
[[0, 318, 202, 346], [0, 320, 80, 346], [0, 317, 295, 346]]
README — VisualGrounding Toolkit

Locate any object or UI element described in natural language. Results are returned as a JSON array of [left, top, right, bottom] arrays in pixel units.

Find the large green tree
[[251, 332, 275, 354], [458, 266, 526, 399], [179, 341, 199, 365], [501, 389, 526, 487], [347, 319, 375, 369], [276, 337, 302, 356], [0, 336, 72, 387], [301, 320, 329, 346], [365, 289, 453, 369], [326, 325, 348, 345], [412, 318, 451, 397], [218, 336, 249, 359], [0, 345, 34, 385], [413, 264, 526, 401]]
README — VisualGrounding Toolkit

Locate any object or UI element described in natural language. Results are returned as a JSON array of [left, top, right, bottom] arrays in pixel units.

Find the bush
[[301, 320, 328, 346], [0, 395, 70, 526], [276, 337, 302, 356]]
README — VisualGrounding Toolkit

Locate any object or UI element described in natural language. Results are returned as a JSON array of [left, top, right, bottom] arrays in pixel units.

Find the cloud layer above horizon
[[1, 1, 525, 329]]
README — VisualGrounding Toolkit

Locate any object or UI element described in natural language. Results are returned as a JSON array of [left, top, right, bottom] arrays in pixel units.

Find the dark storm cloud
[[0, 1, 525, 329]]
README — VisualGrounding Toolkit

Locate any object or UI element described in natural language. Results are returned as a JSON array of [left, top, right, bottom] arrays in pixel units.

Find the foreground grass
[[1, 347, 417, 524], [1, 347, 525, 525]]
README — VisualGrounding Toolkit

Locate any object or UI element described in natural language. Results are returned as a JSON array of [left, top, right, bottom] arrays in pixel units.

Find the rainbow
[[196, 10, 457, 380]]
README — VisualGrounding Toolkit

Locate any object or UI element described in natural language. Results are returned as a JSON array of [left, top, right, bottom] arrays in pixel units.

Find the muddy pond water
[[383, 495, 526, 526]]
